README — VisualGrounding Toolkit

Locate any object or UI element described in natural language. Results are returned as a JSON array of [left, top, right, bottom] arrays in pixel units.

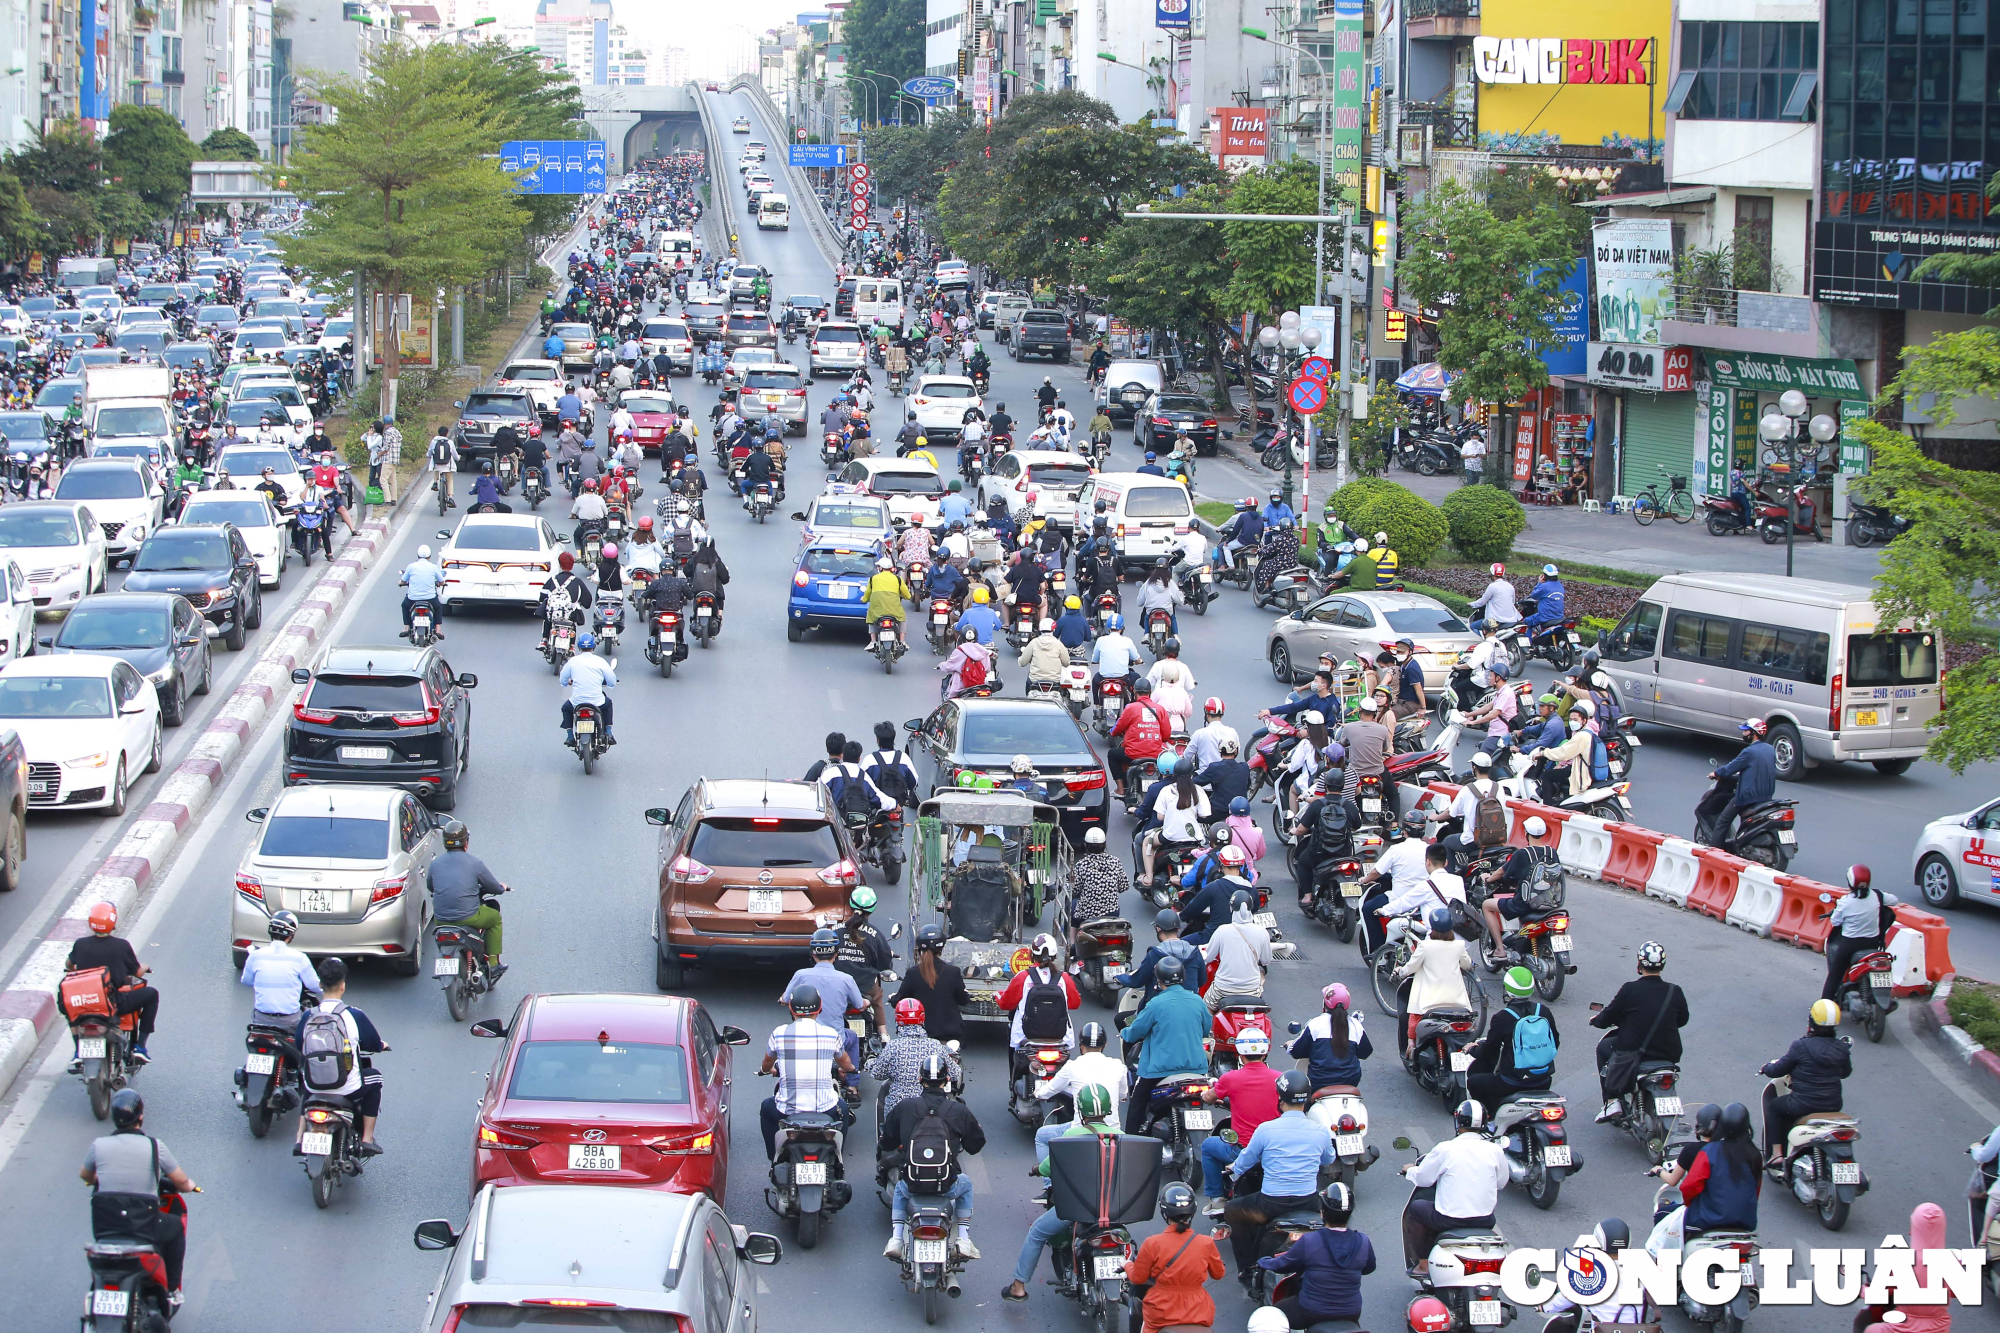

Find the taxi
[[1913, 798, 2000, 909], [790, 486, 891, 556]]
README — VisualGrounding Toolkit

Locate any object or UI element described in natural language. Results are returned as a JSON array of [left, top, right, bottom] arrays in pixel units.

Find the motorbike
[[1208, 1001, 1273, 1077], [1246, 1199, 1327, 1304], [1135, 1074, 1214, 1186], [409, 599, 438, 648], [1305, 1081, 1380, 1189], [749, 482, 774, 524], [1214, 545, 1259, 592], [872, 616, 907, 674], [1693, 771, 1798, 870], [1070, 917, 1132, 1005], [1299, 854, 1366, 941], [1392, 940, 1487, 1103], [1059, 650, 1093, 721], [233, 1015, 302, 1139], [925, 598, 956, 655], [432, 890, 505, 1021], [646, 606, 688, 678], [292, 498, 330, 565], [692, 590, 720, 647], [495, 452, 518, 495], [1090, 590, 1120, 636], [62, 969, 140, 1121], [1054, 1209, 1134, 1333], [1700, 492, 1759, 536], [1175, 558, 1212, 616], [766, 1091, 854, 1250], [544, 613, 578, 676], [847, 807, 905, 885], [1846, 501, 1910, 548], [1251, 566, 1313, 615], [1504, 618, 1582, 673], [297, 1087, 366, 1209], [1648, 1179, 1761, 1332], [1006, 598, 1038, 651], [1090, 674, 1125, 738], [1759, 485, 1824, 544], [1119, 754, 1159, 817], [1399, 1179, 1518, 1332], [1009, 1040, 1069, 1127], [1486, 1091, 1578, 1209], [81, 1184, 189, 1332], [822, 432, 850, 468], [1819, 897, 1898, 1043], [1411, 435, 1462, 477], [895, 1186, 968, 1323], [1485, 892, 1575, 1003], [1586, 1009, 1682, 1165], [595, 592, 625, 658], [568, 700, 610, 774], [1765, 1071, 1867, 1230], [1143, 608, 1173, 657]]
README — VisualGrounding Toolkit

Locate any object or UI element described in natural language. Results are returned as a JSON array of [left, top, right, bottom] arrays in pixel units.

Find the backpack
[[1019, 967, 1070, 1040], [429, 435, 452, 465], [299, 1004, 355, 1091], [871, 751, 914, 806], [671, 526, 696, 559], [832, 766, 877, 823], [1510, 1003, 1557, 1076], [1589, 733, 1611, 784], [904, 1099, 955, 1194], [957, 648, 988, 689], [1516, 845, 1567, 911], [1315, 793, 1352, 847], [1472, 781, 1509, 848]]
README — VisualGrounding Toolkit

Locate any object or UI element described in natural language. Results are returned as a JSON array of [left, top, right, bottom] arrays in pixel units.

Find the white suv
[[808, 320, 866, 378], [908, 375, 983, 445], [53, 459, 164, 564]]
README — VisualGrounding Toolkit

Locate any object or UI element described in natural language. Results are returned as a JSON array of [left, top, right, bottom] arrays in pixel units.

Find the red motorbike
[[1757, 484, 1824, 544], [1246, 718, 1302, 803], [1207, 998, 1274, 1076]]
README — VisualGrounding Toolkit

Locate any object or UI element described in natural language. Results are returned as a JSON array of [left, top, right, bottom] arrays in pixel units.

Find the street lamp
[[1256, 311, 1323, 514], [842, 74, 878, 126], [1757, 387, 1839, 577]]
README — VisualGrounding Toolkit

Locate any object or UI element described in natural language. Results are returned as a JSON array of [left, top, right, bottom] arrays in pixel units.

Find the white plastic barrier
[[1557, 813, 1612, 880], [1726, 865, 1784, 937], [1887, 926, 1928, 989], [1645, 837, 1702, 907]]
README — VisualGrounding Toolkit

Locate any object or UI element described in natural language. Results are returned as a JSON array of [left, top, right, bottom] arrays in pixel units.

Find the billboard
[[1535, 261, 1591, 378], [1214, 107, 1269, 171], [501, 140, 609, 195], [1812, 220, 2000, 313], [1473, 0, 1670, 145], [1591, 218, 1675, 345]]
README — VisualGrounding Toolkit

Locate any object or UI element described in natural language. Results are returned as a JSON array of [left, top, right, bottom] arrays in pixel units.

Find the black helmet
[[1318, 1180, 1353, 1224], [442, 819, 468, 850], [267, 910, 300, 942], [1079, 1021, 1108, 1050], [1229, 889, 1255, 915], [1718, 1102, 1753, 1140], [915, 922, 945, 953], [1208, 823, 1234, 849], [480, 459, 493, 474], [1593, 1219, 1631, 1254], [1159, 1182, 1197, 1225], [1160, 636, 1181, 656], [787, 984, 822, 1016], [1133, 678, 1152, 695], [919, 1051, 952, 1087], [1277, 1070, 1311, 1104], [1153, 908, 1181, 933], [1155, 955, 1185, 986], [109, 1087, 145, 1130], [1694, 1103, 1723, 1138], [809, 927, 839, 959]]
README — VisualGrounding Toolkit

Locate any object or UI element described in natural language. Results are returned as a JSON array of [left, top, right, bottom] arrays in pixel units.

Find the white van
[[1072, 471, 1193, 569], [852, 277, 904, 327], [1597, 573, 1938, 780], [656, 229, 697, 262], [756, 193, 790, 231]]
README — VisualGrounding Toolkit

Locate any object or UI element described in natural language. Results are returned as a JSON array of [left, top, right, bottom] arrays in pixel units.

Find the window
[[259, 815, 391, 860], [691, 1005, 720, 1080], [1737, 622, 1829, 683], [1846, 630, 1939, 685], [701, 1230, 734, 1332], [1671, 21, 1818, 120], [1667, 611, 1733, 662], [505, 1041, 690, 1104]]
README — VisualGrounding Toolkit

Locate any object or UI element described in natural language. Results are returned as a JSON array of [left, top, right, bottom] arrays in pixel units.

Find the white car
[[908, 375, 983, 445], [732, 116, 750, 133], [438, 513, 562, 612], [233, 381, 313, 432], [832, 457, 945, 528], [722, 346, 778, 389], [177, 489, 289, 588], [316, 318, 354, 355], [0, 501, 108, 614], [495, 358, 565, 416], [978, 449, 1095, 526], [214, 444, 307, 503], [0, 561, 36, 663], [0, 654, 161, 814], [793, 489, 892, 556], [1912, 798, 2000, 910], [54, 459, 165, 563], [0, 305, 27, 335], [640, 318, 695, 375], [807, 320, 866, 378], [934, 260, 972, 292]]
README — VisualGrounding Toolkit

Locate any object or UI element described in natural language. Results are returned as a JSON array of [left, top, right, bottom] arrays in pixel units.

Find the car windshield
[[96, 406, 172, 436], [240, 385, 304, 407], [134, 531, 231, 570], [960, 710, 1089, 756], [503, 364, 558, 381], [305, 674, 425, 712], [225, 402, 285, 428], [814, 327, 860, 343], [0, 674, 112, 718], [790, 294, 824, 308], [1123, 487, 1190, 519], [1382, 605, 1469, 635], [259, 816, 391, 860], [35, 382, 81, 409], [689, 816, 841, 867], [868, 472, 943, 497], [0, 413, 48, 441], [56, 469, 145, 500], [1155, 396, 1208, 413], [220, 450, 296, 475], [56, 606, 170, 649], [1022, 312, 1065, 325], [814, 504, 884, 530], [198, 304, 241, 321], [552, 324, 591, 340], [506, 1040, 690, 1104], [464, 394, 528, 416], [802, 549, 875, 577], [236, 330, 284, 349], [117, 331, 167, 351], [0, 511, 79, 545], [163, 347, 215, 370], [182, 498, 272, 528], [621, 395, 673, 414], [744, 371, 800, 391], [1027, 462, 1091, 484], [643, 322, 688, 340], [921, 382, 976, 399], [453, 524, 542, 552]]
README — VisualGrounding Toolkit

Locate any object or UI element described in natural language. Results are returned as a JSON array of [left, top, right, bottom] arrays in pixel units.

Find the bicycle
[[1631, 468, 1695, 525]]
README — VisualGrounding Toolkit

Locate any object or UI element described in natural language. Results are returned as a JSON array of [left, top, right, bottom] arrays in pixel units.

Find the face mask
[[1568, 719, 1582, 732]]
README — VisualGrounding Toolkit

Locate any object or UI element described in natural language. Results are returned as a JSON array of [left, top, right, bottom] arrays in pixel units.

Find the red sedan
[[620, 389, 678, 454], [469, 992, 747, 1197]]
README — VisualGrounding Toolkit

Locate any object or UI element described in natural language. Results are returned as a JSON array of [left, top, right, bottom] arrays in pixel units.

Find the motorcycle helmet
[[1635, 940, 1667, 971], [576, 631, 597, 651], [1452, 1099, 1486, 1133], [1718, 1102, 1754, 1140], [970, 587, 989, 604], [1012, 754, 1037, 775], [1846, 864, 1873, 898], [1075, 1083, 1113, 1122], [600, 542, 618, 560], [809, 927, 839, 959], [1154, 955, 1186, 987], [1238, 497, 1257, 512], [1276, 1070, 1311, 1104], [1228, 888, 1256, 916], [1427, 906, 1455, 936], [894, 998, 926, 1027], [1739, 717, 1768, 739], [915, 923, 946, 953], [1541, 563, 1559, 577], [1084, 827, 1107, 847], [1381, 824, 1407, 846], [1235, 1028, 1270, 1059], [1220, 845, 1248, 871], [918, 1051, 953, 1087], [87, 902, 118, 935], [1065, 596, 1083, 610], [850, 886, 878, 913], [1298, 710, 1324, 727], [1159, 1182, 1197, 1225], [1490, 562, 1506, 578], [109, 1088, 145, 1131], [417, 544, 432, 560], [1029, 932, 1059, 964], [583, 477, 599, 491], [637, 515, 654, 531], [1154, 908, 1181, 934], [1522, 815, 1548, 838], [1809, 998, 1841, 1030], [268, 910, 301, 942], [1160, 636, 1181, 656], [1208, 823, 1235, 849], [1143, 451, 1157, 463], [1318, 1180, 1354, 1223], [1133, 679, 1153, 695], [1079, 1021, 1109, 1051], [1594, 1219, 1631, 1254], [1247, 1310, 1291, 1333], [1038, 618, 1055, 632], [1229, 796, 1250, 817], [1105, 613, 1124, 632], [442, 820, 469, 851], [1692, 1103, 1724, 1138], [959, 626, 980, 644], [1409, 1297, 1454, 1333], [1503, 965, 1535, 999], [786, 984, 822, 1017]]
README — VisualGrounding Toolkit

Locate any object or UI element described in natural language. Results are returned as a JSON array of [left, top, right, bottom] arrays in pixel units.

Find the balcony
[[1407, 0, 1477, 37], [1661, 286, 1819, 357], [1400, 99, 1476, 149]]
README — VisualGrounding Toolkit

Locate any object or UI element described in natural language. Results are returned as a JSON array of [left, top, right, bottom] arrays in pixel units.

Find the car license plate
[[568, 1144, 622, 1171], [1870, 970, 1892, 988], [298, 889, 343, 915], [1182, 1108, 1214, 1130], [300, 1131, 333, 1156], [433, 956, 460, 976], [1450, 1051, 1473, 1071], [834, 583, 858, 598], [1361, 798, 1381, 812], [913, 1238, 948, 1265], [1543, 1144, 1572, 1166], [1778, 830, 1797, 845], [1831, 1161, 1861, 1184], [28, 779, 48, 796], [1549, 934, 1572, 952], [245, 1052, 276, 1075], [1854, 709, 1880, 727], [793, 1160, 827, 1185], [1094, 1256, 1125, 1281], [1470, 1300, 1503, 1325], [78, 1037, 106, 1059], [1435, 652, 1459, 665], [748, 888, 784, 914], [340, 745, 391, 761], [1334, 1133, 1365, 1155], [1653, 1096, 1683, 1116], [92, 1290, 129, 1318], [1341, 882, 1364, 898], [1252, 912, 1277, 928], [576, 719, 595, 734]]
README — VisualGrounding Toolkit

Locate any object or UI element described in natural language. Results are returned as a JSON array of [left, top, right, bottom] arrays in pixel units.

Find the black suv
[[1011, 309, 1072, 363], [451, 389, 538, 459], [121, 523, 263, 651], [286, 645, 477, 810], [901, 697, 1106, 848]]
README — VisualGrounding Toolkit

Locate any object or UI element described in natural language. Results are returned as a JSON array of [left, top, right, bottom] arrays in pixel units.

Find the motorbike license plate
[[298, 890, 340, 915], [300, 1131, 334, 1156], [1470, 1301, 1503, 1326], [1252, 912, 1278, 929], [1831, 1161, 1861, 1184], [696, 606, 712, 618], [1450, 1051, 1473, 1072], [1361, 798, 1382, 813], [748, 889, 784, 915], [1778, 830, 1797, 845], [568, 1144, 622, 1171], [340, 745, 391, 761], [1566, 632, 1581, 644], [575, 719, 596, 734], [245, 1052, 276, 1075], [1334, 1133, 1365, 1156], [1182, 1108, 1214, 1130], [1094, 1256, 1126, 1281], [1608, 760, 1624, 776], [1854, 709, 1880, 727], [1653, 1095, 1683, 1116], [433, 956, 461, 977], [913, 1238, 949, 1266], [78, 1037, 106, 1059], [793, 1160, 827, 1185], [1549, 934, 1573, 952], [92, 1290, 130, 1318], [1543, 1144, 1572, 1166], [1870, 970, 1892, 988], [1341, 882, 1364, 898]]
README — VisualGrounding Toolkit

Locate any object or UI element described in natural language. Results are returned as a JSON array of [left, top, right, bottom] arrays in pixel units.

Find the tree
[[279, 43, 528, 417], [865, 110, 974, 208], [24, 187, 94, 253], [0, 169, 38, 255], [841, 0, 925, 93], [200, 127, 261, 161], [9, 120, 104, 194], [103, 104, 197, 218], [1086, 184, 1235, 405], [1916, 170, 2000, 308], [1852, 325, 2000, 774], [431, 40, 589, 237], [1220, 159, 1321, 324]]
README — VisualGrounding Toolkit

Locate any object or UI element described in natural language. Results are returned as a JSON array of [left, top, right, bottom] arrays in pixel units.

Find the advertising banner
[[1704, 350, 1867, 399], [1214, 107, 1269, 170], [1812, 219, 2000, 314], [1592, 218, 1675, 345], [1586, 343, 1691, 391], [1699, 380, 1730, 496], [1156, 0, 1191, 31], [1332, 0, 1365, 207], [1839, 399, 1871, 475], [1536, 262, 1590, 378]]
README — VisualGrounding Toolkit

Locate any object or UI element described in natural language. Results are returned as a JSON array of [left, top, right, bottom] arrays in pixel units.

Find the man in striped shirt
[[758, 983, 855, 1159]]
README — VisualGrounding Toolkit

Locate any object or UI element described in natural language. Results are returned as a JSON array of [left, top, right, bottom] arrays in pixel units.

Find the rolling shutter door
[[1619, 392, 1696, 496]]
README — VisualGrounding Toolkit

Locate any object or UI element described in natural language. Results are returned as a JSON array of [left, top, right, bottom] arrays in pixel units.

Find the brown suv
[[724, 310, 776, 351], [645, 779, 860, 989]]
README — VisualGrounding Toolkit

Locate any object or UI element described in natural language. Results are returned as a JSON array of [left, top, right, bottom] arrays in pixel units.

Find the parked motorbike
[[1759, 485, 1824, 544], [1846, 502, 1910, 548], [1765, 1072, 1867, 1230], [568, 700, 609, 774], [1693, 771, 1798, 870], [1700, 492, 1758, 536]]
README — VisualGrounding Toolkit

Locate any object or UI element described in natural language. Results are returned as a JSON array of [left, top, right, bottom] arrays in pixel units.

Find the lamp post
[[1256, 311, 1323, 517], [843, 74, 878, 127], [865, 70, 919, 126], [1757, 387, 1839, 577], [1095, 51, 1157, 113], [1241, 27, 1331, 309]]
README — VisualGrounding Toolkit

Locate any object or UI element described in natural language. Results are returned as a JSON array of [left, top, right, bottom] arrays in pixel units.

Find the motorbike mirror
[[1392, 1136, 1414, 1151], [246, 807, 268, 822], [1819, 893, 1834, 904], [644, 807, 670, 825], [412, 1219, 460, 1251], [903, 718, 922, 732], [1588, 1001, 1604, 1013], [437, 530, 451, 541], [888, 921, 903, 938], [718, 1025, 752, 1046], [741, 1232, 784, 1265], [469, 1018, 507, 1039], [1287, 1020, 1302, 1035]]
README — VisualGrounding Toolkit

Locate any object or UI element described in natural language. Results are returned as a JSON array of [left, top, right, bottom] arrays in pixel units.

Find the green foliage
[[7, 117, 162, 246], [865, 111, 974, 207], [431, 41, 589, 237], [1086, 183, 1233, 402], [10, 120, 103, 193], [1485, 168, 1589, 259], [1327, 476, 1401, 526], [1220, 159, 1319, 324], [103, 105, 196, 218], [0, 169, 36, 254], [200, 127, 261, 161], [1320, 393, 1405, 477], [1397, 178, 1582, 410], [1439, 484, 1527, 562], [1348, 484, 1449, 567], [842, 0, 925, 92], [1948, 981, 2000, 1052]]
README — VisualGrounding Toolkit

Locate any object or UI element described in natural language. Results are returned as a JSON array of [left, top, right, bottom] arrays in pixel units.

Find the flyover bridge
[[580, 85, 708, 174]]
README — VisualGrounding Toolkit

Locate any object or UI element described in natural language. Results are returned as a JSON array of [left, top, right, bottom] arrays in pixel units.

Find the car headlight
[[54, 562, 81, 576], [147, 664, 175, 686], [65, 750, 112, 769]]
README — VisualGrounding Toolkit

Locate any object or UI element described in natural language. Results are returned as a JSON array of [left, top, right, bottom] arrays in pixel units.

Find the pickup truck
[[1010, 308, 1072, 363]]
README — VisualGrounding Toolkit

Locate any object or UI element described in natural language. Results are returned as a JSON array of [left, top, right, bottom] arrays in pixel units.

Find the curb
[[0, 514, 399, 1100], [1913, 975, 2000, 1098]]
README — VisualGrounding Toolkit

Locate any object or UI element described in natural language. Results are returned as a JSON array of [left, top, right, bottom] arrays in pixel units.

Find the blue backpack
[[1589, 733, 1610, 784], [1510, 1003, 1557, 1077]]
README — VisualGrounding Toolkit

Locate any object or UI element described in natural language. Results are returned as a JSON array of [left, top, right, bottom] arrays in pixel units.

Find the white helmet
[[1373, 531, 1388, 545], [417, 544, 432, 559], [1248, 1308, 1291, 1333], [1522, 815, 1548, 838]]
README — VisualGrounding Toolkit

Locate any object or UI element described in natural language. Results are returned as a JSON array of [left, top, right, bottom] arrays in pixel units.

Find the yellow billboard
[[1473, 0, 1671, 148]]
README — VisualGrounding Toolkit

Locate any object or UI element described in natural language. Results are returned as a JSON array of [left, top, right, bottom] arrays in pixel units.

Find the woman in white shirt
[[1141, 763, 1211, 887], [1395, 906, 1472, 1058], [1821, 865, 1892, 1002]]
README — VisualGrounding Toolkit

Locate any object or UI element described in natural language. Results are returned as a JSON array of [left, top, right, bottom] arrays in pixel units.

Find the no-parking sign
[[1288, 375, 1327, 415]]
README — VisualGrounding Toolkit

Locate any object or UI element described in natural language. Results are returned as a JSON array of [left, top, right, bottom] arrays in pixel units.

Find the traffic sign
[[850, 215, 869, 231], [1288, 375, 1327, 415], [1299, 356, 1333, 383], [849, 163, 872, 183], [789, 143, 847, 168]]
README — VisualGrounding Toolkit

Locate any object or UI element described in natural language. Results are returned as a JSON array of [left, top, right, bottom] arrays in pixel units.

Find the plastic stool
[[1608, 495, 1634, 514], [1580, 499, 1602, 514]]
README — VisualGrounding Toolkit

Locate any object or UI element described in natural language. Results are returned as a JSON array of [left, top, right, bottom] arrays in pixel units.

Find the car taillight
[[369, 876, 405, 905], [647, 1130, 715, 1155], [1201, 418, 1217, 427], [792, 388, 807, 398], [1116, 523, 1127, 539], [794, 570, 809, 586], [235, 872, 263, 901], [458, 419, 477, 430], [1152, 417, 1169, 427], [478, 1121, 539, 1150], [1829, 672, 1842, 734], [670, 855, 714, 883], [818, 859, 860, 887], [293, 701, 337, 724], [1065, 768, 1107, 791]]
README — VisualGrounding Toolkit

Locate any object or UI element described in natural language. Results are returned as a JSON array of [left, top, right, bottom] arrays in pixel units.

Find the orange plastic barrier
[[1601, 826, 1666, 891], [1686, 848, 1748, 921], [1508, 801, 1569, 846], [1771, 875, 1838, 948], [1893, 904, 1955, 984]]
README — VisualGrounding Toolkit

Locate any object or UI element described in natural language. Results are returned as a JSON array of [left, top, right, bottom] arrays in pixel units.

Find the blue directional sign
[[789, 143, 849, 169], [502, 140, 608, 195]]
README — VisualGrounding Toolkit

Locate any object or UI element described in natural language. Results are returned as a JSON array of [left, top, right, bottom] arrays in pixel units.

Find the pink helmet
[[1322, 982, 1350, 1011], [601, 542, 618, 559]]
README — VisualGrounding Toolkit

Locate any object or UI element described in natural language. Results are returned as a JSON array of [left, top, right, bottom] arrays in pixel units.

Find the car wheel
[[194, 646, 212, 696], [1871, 758, 1913, 776], [222, 608, 246, 652], [1919, 853, 1961, 908], [787, 618, 803, 643], [1270, 641, 1295, 684], [104, 758, 127, 817], [0, 810, 23, 892], [656, 945, 686, 991], [145, 721, 163, 774], [1766, 721, 1806, 781], [161, 677, 186, 728]]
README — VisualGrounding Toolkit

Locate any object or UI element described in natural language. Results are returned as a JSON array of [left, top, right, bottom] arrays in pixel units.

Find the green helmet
[[1538, 693, 1562, 707], [1503, 965, 1535, 999], [849, 886, 877, 913], [1076, 1084, 1113, 1122]]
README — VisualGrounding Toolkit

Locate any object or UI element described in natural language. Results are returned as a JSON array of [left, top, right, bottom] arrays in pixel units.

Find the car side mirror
[[469, 1018, 507, 1039], [36, 634, 53, 649], [291, 667, 310, 684], [121, 701, 146, 715], [741, 1232, 783, 1265], [456, 673, 477, 689], [180, 634, 203, 646], [790, 512, 806, 521], [452, 400, 463, 408], [413, 1219, 459, 1251], [903, 718, 922, 732], [437, 530, 451, 541], [719, 1025, 751, 1046], [644, 807, 670, 825], [246, 807, 268, 822]]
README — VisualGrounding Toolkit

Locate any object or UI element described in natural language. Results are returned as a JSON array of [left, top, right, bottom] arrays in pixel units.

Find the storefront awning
[[1577, 186, 1717, 210]]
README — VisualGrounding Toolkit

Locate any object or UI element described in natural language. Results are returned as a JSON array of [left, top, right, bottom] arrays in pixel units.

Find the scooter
[[432, 889, 505, 1021], [1650, 1180, 1762, 1332], [81, 1184, 189, 1331], [1397, 1175, 1517, 1333], [523, 466, 549, 510], [297, 1083, 373, 1209], [1692, 771, 1798, 870], [1059, 651, 1093, 721], [1818, 896, 1898, 1043], [1758, 485, 1824, 544], [871, 616, 906, 674], [1765, 1071, 1868, 1230], [1300, 854, 1366, 941], [567, 700, 609, 775], [1070, 917, 1132, 1005], [765, 1083, 853, 1249], [646, 606, 688, 678], [1305, 1081, 1381, 1190], [1700, 492, 1759, 536], [1504, 619, 1582, 673], [1486, 1091, 1579, 1209], [1251, 565, 1313, 615], [1208, 1001, 1274, 1077], [409, 599, 438, 648], [1133, 1074, 1214, 1186], [60, 968, 141, 1122], [234, 1016, 302, 1139], [1846, 502, 1910, 548], [895, 1192, 967, 1323], [925, 599, 956, 655], [1008, 1040, 1069, 1127]]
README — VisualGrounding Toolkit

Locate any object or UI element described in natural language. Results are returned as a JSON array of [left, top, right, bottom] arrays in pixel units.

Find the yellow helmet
[[971, 586, 990, 604], [915, 435, 928, 447], [1809, 999, 1840, 1028], [1065, 596, 1082, 610]]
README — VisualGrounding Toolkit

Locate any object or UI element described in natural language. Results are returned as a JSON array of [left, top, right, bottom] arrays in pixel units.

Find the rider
[[1647, 1102, 1760, 1253], [865, 998, 961, 1144], [64, 902, 158, 1067], [238, 910, 322, 1027], [558, 630, 617, 747], [1126, 1183, 1226, 1331], [1465, 563, 1520, 635], [1108, 677, 1172, 793], [1202, 888, 1273, 1008], [938, 625, 996, 698], [1257, 1182, 1377, 1330], [1222, 1070, 1335, 1291], [425, 820, 508, 983], [863, 556, 908, 649], [1822, 865, 1895, 1002], [996, 932, 1080, 1072], [1519, 564, 1566, 642], [1290, 771, 1362, 912], [1709, 718, 1778, 847], [1033, 1020, 1128, 1159], [1289, 981, 1374, 1092], [758, 983, 856, 1160], [1760, 999, 1852, 1168], [782, 928, 870, 1090], [1001, 1083, 1120, 1304], [83, 1090, 199, 1305], [835, 886, 896, 1039], [1590, 939, 1688, 1123], [879, 1050, 986, 1261], [1463, 966, 1559, 1121], [299, 957, 387, 1155], [397, 544, 444, 638], [1120, 954, 1210, 1134], [1197, 1026, 1278, 1208], [1399, 1099, 1509, 1274]]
